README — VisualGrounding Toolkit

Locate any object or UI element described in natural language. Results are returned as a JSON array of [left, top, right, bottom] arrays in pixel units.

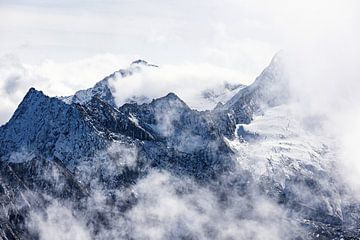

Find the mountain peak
[[28, 87, 36, 92], [17, 87, 49, 111], [130, 59, 159, 68], [60, 59, 159, 107], [131, 59, 148, 65], [219, 52, 289, 123], [153, 92, 187, 106], [164, 92, 180, 100], [24, 87, 44, 98], [270, 50, 284, 63]]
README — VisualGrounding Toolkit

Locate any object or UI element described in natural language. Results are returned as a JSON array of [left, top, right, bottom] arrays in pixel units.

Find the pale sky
[[0, 0, 359, 124], [0, 0, 280, 66]]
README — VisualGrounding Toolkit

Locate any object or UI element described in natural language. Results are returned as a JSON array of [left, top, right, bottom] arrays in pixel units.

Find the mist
[[1, 0, 360, 239], [282, 1, 360, 199], [25, 166, 304, 240]]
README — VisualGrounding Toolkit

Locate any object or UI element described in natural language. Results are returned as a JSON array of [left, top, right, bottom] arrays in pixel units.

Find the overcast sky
[[0, 0, 359, 124], [0, 0, 283, 67]]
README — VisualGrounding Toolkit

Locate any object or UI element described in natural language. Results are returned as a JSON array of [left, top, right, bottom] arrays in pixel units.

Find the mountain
[[0, 55, 359, 239], [60, 59, 158, 107], [0, 88, 107, 167], [216, 53, 289, 123]]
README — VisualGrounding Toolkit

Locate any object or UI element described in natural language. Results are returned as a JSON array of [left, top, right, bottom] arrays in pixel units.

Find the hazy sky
[[1, 0, 358, 72], [0, 0, 359, 124], [1, 0, 357, 76], [0, 0, 282, 69]]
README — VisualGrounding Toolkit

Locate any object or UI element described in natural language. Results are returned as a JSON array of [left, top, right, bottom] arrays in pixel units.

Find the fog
[[1, 0, 360, 239], [26, 165, 304, 240]]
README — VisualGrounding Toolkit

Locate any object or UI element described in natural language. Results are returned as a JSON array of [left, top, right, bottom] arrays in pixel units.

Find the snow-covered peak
[[60, 59, 158, 107], [0, 87, 107, 165], [9, 87, 49, 122], [151, 92, 189, 109], [217, 52, 289, 124], [225, 53, 287, 108], [130, 59, 159, 68]]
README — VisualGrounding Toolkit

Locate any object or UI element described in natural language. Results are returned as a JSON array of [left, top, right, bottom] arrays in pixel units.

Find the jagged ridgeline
[[0, 56, 359, 239]]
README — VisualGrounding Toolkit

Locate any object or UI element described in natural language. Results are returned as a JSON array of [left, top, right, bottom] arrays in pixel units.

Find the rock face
[[217, 53, 289, 124], [0, 56, 359, 239], [0, 88, 107, 167]]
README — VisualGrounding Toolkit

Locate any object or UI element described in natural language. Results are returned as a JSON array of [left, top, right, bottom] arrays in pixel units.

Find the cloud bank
[[0, 54, 130, 124], [0, 54, 253, 125], [109, 62, 248, 110], [26, 169, 303, 240]]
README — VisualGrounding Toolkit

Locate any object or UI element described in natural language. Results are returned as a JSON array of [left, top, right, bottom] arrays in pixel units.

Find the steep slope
[[0, 88, 107, 167], [217, 53, 289, 124], [0, 55, 359, 239], [0, 85, 238, 239], [118, 92, 235, 179], [226, 105, 348, 234], [0, 85, 234, 181]]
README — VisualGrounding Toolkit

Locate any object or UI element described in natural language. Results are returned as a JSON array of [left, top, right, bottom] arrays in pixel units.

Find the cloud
[[126, 170, 302, 240], [25, 169, 303, 240], [0, 0, 276, 75], [109, 63, 250, 110], [0, 53, 253, 124], [28, 201, 91, 240], [276, 1, 360, 199], [0, 53, 131, 124], [16, 138, 304, 240], [75, 142, 138, 187]]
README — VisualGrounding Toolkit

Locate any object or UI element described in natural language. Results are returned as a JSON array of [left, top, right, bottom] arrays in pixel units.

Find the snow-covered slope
[[227, 105, 343, 223], [0, 88, 107, 167], [217, 53, 289, 123], [0, 55, 359, 239]]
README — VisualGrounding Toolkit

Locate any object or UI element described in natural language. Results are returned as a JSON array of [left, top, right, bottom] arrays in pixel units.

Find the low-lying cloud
[[109, 62, 249, 110], [29, 201, 91, 240], [26, 169, 303, 240], [0, 54, 254, 125]]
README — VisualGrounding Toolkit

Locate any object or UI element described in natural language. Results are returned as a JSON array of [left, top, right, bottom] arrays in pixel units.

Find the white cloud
[[29, 201, 91, 240], [275, 1, 360, 198], [0, 53, 252, 124], [27, 169, 302, 240], [0, 53, 131, 124], [126, 171, 301, 240], [109, 62, 250, 110]]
